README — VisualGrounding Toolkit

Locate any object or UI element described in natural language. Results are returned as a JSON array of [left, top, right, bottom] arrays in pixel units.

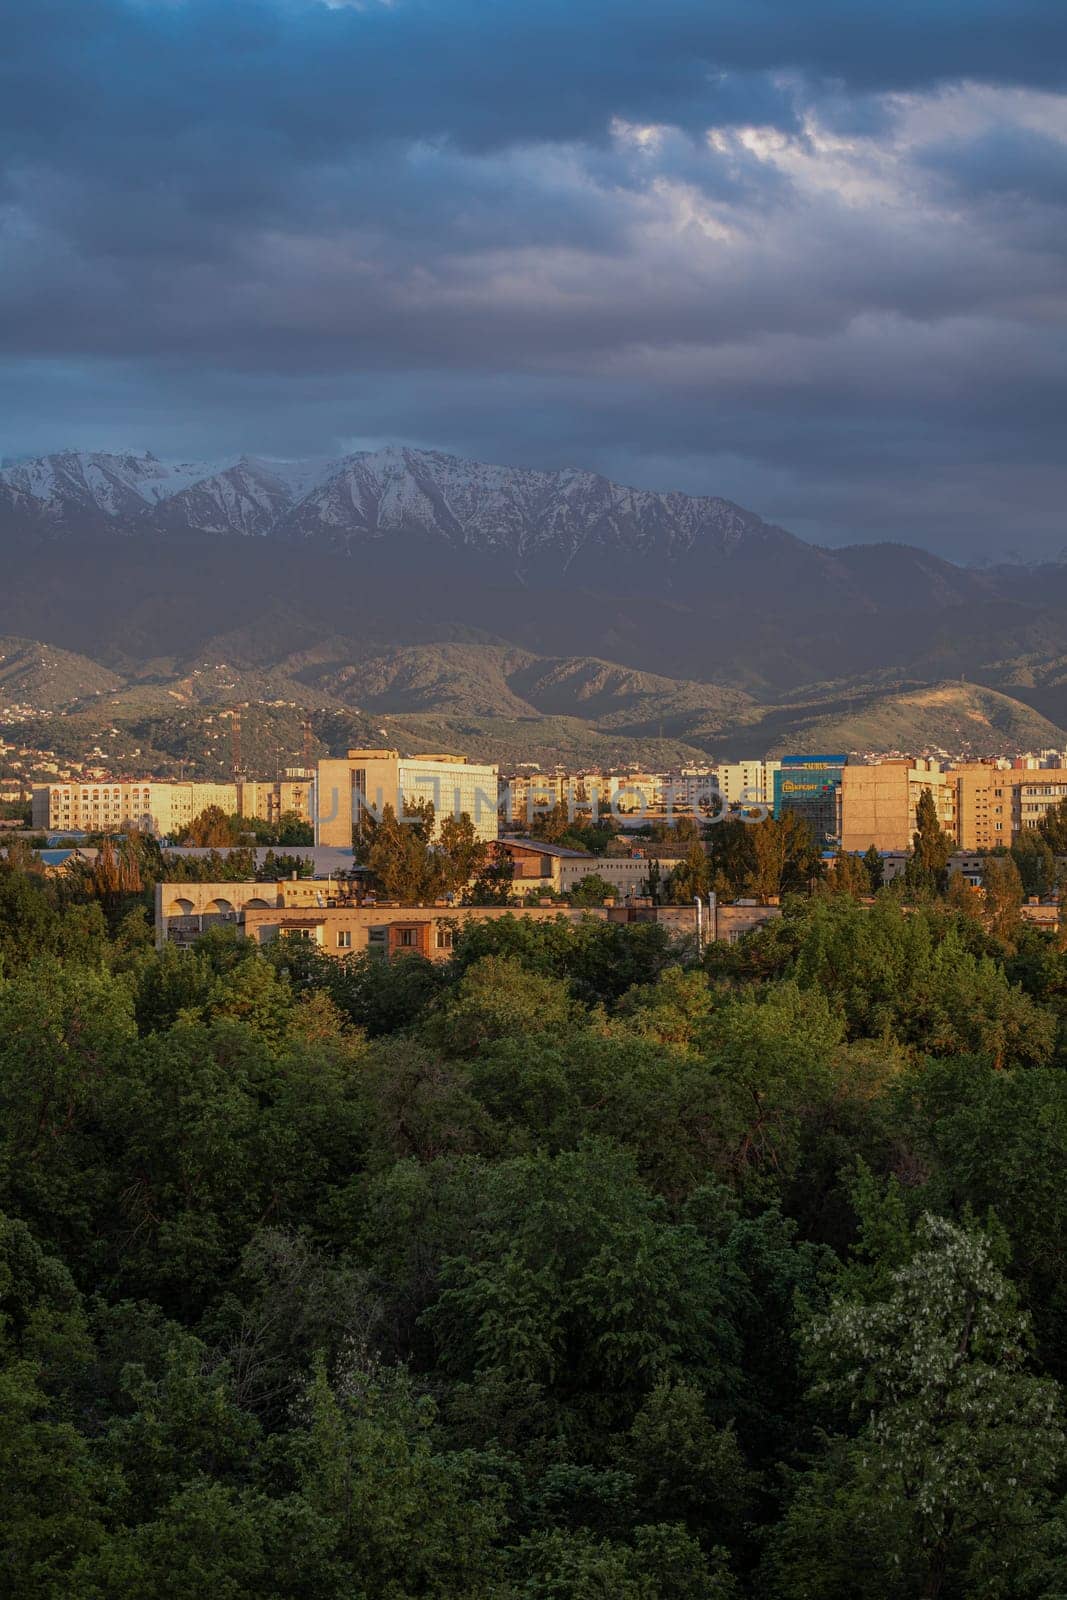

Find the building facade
[[839, 760, 956, 853], [155, 878, 780, 954], [951, 764, 1067, 849], [495, 837, 682, 898], [32, 777, 312, 836], [773, 755, 846, 843], [315, 749, 500, 848]]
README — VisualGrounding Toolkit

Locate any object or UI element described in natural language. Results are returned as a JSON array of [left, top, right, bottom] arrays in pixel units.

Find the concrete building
[[236, 778, 313, 828], [497, 838, 593, 893], [1012, 779, 1067, 836], [155, 879, 781, 953], [706, 760, 780, 807], [314, 750, 500, 848], [33, 780, 237, 836], [501, 772, 578, 826], [840, 760, 956, 853], [31, 777, 313, 837], [951, 764, 1067, 848], [496, 837, 683, 899]]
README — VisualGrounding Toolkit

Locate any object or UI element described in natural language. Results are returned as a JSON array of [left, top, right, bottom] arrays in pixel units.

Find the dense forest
[[3, 848, 1067, 1598]]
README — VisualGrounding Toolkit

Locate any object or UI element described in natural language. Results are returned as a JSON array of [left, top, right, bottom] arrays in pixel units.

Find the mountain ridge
[[0, 445, 793, 569]]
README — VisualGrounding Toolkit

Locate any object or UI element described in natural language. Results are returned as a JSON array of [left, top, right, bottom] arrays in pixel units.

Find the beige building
[[951, 764, 1067, 849], [840, 760, 956, 853], [710, 760, 781, 807], [497, 837, 682, 898], [34, 780, 237, 836], [32, 777, 312, 837], [236, 778, 313, 828], [155, 878, 780, 955], [1012, 778, 1067, 836], [314, 750, 500, 848]]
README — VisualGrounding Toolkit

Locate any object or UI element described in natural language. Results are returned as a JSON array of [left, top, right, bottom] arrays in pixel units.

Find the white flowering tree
[[766, 1214, 1065, 1599]]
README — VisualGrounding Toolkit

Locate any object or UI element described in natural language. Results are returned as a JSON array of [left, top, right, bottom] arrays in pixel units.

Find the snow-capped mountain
[[286, 447, 767, 565], [0, 444, 781, 565], [0, 450, 227, 521], [151, 456, 337, 536]]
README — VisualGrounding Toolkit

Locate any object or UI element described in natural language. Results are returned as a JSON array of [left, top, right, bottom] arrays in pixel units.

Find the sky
[[2, 0, 1066, 562]]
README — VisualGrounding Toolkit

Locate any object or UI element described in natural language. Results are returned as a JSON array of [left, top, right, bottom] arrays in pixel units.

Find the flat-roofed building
[[951, 764, 1067, 848], [155, 879, 778, 954], [709, 760, 780, 806], [840, 760, 956, 853], [236, 778, 313, 827], [497, 837, 683, 899], [773, 755, 846, 844], [32, 777, 313, 837], [314, 749, 500, 848], [33, 779, 237, 836], [1012, 779, 1067, 835]]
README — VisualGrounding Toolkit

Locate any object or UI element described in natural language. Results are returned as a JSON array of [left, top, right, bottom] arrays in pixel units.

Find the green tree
[[276, 809, 314, 846], [1012, 829, 1056, 897], [907, 786, 953, 893], [768, 1215, 1065, 1600], [367, 803, 443, 902], [981, 853, 1024, 944], [668, 843, 711, 903], [569, 872, 616, 906], [465, 842, 516, 906], [862, 843, 885, 892], [1036, 795, 1067, 853], [290, 1351, 506, 1599], [826, 851, 869, 897], [181, 805, 241, 847]]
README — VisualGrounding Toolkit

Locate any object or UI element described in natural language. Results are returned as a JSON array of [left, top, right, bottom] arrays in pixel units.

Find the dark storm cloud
[[2, 0, 1066, 560]]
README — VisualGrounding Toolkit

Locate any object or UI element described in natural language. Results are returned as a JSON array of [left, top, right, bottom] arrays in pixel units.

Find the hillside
[[713, 680, 1067, 758], [4, 627, 1065, 776], [0, 637, 124, 711]]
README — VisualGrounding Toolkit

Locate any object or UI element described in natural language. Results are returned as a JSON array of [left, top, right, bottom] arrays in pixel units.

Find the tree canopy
[[1, 845, 1067, 1597]]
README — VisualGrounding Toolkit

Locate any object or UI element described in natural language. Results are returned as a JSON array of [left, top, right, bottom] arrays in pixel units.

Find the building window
[[285, 927, 313, 940], [368, 927, 387, 943], [399, 928, 416, 948], [436, 926, 454, 949], [336, 929, 352, 949]]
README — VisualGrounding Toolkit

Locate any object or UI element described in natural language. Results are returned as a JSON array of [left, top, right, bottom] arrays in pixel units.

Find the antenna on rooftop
[[302, 716, 314, 772], [231, 708, 242, 780]]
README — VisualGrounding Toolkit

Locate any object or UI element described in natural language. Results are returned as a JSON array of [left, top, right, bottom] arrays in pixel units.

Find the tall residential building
[[314, 750, 500, 847], [1011, 778, 1067, 836], [948, 763, 1067, 848], [839, 760, 956, 853], [711, 760, 781, 806]]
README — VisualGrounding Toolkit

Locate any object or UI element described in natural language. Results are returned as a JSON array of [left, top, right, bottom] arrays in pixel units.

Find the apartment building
[[839, 760, 956, 853], [708, 760, 781, 806], [951, 764, 1067, 848], [236, 777, 313, 828], [502, 772, 573, 825], [33, 779, 237, 835], [31, 777, 313, 836], [1011, 779, 1067, 835], [314, 749, 500, 848]]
